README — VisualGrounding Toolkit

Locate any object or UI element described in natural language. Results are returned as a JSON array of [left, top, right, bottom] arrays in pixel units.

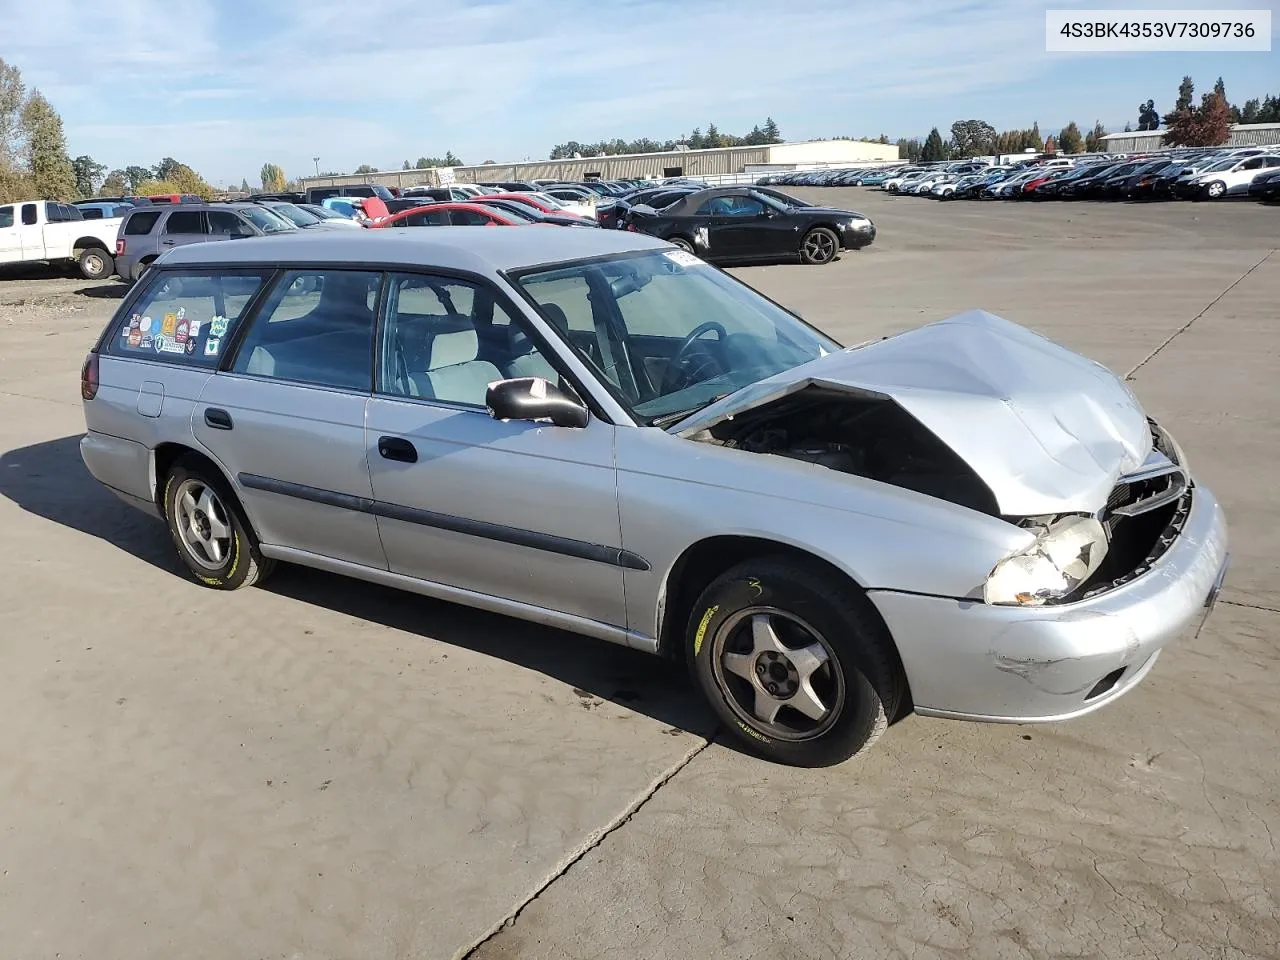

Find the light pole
[[313, 156, 320, 177]]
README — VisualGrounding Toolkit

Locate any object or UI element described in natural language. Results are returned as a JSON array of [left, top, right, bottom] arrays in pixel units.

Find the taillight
[[115, 239, 125, 255], [80, 353, 100, 400]]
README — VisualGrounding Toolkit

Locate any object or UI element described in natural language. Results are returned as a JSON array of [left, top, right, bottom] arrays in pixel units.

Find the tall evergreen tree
[[1057, 121, 1084, 154], [1084, 120, 1108, 153], [761, 117, 782, 143], [20, 91, 76, 199], [921, 127, 946, 161], [71, 155, 106, 197]]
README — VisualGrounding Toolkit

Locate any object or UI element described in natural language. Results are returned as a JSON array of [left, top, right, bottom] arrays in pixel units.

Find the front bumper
[[869, 484, 1228, 723]]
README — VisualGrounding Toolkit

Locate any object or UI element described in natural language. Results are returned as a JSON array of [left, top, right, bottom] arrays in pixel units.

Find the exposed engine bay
[[693, 386, 1001, 516]]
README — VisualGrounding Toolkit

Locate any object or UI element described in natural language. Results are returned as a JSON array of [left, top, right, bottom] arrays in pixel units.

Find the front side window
[[450, 208, 496, 226], [0, 206, 13, 228], [22, 204, 37, 225], [164, 211, 205, 234], [106, 271, 268, 365], [401, 209, 450, 227], [231, 270, 380, 391], [379, 273, 558, 406], [516, 250, 836, 424], [206, 211, 255, 237]]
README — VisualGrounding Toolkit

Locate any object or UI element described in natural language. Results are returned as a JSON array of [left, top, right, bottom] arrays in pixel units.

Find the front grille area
[[1077, 489, 1192, 601]]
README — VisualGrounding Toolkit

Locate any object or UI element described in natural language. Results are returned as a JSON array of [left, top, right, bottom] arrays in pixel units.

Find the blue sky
[[2, 0, 1276, 186]]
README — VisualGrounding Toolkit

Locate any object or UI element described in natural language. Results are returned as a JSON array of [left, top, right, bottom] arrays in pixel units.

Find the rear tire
[[667, 235, 694, 253], [77, 247, 114, 281], [162, 458, 275, 590], [1203, 180, 1227, 200], [687, 557, 904, 767]]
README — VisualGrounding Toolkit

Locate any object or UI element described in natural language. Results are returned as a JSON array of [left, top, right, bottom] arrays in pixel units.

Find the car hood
[[794, 205, 869, 219], [675, 310, 1152, 516]]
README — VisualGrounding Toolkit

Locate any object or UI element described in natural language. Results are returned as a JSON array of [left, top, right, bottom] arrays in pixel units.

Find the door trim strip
[[237, 472, 650, 571]]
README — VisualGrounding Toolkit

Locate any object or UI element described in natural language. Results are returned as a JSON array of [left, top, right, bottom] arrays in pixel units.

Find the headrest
[[429, 328, 478, 367], [539, 302, 570, 330]]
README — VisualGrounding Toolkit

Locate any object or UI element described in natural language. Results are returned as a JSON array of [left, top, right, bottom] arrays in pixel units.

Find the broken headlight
[[984, 515, 1109, 606]]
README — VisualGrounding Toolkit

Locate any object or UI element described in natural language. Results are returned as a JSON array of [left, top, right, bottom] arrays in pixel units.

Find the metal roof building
[[1100, 122, 1280, 154], [299, 139, 899, 191]]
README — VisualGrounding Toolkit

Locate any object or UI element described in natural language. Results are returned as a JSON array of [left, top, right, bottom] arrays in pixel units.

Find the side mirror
[[486, 377, 588, 428]]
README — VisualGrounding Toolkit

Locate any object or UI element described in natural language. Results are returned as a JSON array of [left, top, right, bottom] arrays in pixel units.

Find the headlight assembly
[[984, 515, 1109, 606]]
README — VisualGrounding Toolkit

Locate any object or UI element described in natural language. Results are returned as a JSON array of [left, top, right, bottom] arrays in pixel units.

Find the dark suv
[[114, 203, 296, 282], [303, 184, 395, 204]]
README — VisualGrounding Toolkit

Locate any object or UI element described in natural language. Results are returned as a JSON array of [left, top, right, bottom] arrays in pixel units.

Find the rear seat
[[244, 328, 371, 391]]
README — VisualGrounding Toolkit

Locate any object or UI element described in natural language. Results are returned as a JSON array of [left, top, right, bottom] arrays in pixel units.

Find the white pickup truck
[[0, 199, 121, 279]]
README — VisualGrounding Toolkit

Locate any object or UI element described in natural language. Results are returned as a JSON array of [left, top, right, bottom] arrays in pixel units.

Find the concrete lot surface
[[0, 191, 1276, 959]]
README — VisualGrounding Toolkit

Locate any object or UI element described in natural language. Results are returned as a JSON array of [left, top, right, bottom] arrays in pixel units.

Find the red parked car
[[370, 202, 543, 228]]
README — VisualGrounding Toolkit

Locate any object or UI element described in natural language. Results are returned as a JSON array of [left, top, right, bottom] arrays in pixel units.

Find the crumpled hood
[[676, 310, 1152, 516]]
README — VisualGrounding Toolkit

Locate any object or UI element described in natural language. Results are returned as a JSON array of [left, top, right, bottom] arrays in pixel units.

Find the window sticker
[[175, 317, 189, 344], [139, 315, 153, 334], [663, 249, 704, 268], [209, 316, 229, 337], [161, 312, 177, 337], [204, 338, 221, 357]]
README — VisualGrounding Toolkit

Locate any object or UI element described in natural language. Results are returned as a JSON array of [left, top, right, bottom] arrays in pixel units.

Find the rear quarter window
[[104, 270, 269, 367], [124, 211, 163, 235]]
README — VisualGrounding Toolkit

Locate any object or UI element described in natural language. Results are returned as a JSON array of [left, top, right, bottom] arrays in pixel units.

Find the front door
[[193, 268, 386, 569], [364, 272, 627, 629], [0, 205, 19, 261]]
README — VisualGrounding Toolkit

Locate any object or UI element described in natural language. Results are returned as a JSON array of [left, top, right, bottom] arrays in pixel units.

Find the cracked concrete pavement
[[1, 191, 1276, 959]]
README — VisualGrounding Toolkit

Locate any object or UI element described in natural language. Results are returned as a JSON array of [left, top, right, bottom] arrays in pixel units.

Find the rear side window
[[124, 211, 162, 235], [0, 206, 13, 228], [22, 204, 38, 225], [105, 271, 268, 366], [164, 211, 205, 234]]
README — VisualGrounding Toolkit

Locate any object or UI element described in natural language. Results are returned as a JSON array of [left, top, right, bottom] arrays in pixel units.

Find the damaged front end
[[675, 311, 1193, 608]]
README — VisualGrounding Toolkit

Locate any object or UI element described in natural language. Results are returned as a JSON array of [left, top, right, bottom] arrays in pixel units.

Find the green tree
[[403, 159, 412, 170], [949, 119, 996, 157], [259, 162, 286, 191], [704, 123, 722, 148], [124, 165, 151, 192], [1057, 121, 1084, 154], [761, 117, 782, 143], [354, 163, 378, 174], [240, 177, 251, 192], [1084, 120, 1108, 153], [1165, 76, 1196, 126], [921, 127, 947, 162], [98, 169, 127, 196], [71, 155, 107, 197], [20, 91, 76, 199], [896, 137, 922, 161], [0, 56, 26, 170], [153, 157, 186, 181]]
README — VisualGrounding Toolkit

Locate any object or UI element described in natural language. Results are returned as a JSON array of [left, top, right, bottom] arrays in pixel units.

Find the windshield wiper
[[649, 392, 732, 429]]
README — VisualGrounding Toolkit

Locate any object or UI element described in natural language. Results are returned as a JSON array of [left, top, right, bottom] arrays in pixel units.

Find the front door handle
[[204, 407, 233, 430], [378, 436, 418, 463], [161, 239, 176, 246]]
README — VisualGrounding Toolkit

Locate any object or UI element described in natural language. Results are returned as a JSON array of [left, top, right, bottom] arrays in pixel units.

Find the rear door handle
[[161, 239, 176, 246], [204, 407, 233, 430], [378, 436, 418, 463]]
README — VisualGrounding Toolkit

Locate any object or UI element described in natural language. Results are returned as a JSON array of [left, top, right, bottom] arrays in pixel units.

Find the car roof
[[159, 225, 669, 273]]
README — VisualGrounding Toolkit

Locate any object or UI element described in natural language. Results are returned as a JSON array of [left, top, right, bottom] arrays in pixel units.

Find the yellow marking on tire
[[747, 577, 763, 598], [693, 604, 719, 656], [736, 721, 771, 743]]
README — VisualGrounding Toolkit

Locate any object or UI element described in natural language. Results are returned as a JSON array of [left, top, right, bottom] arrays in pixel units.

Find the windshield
[[239, 206, 296, 233], [269, 202, 321, 226], [514, 250, 838, 425], [529, 192, 565, 209], [302, 204, 341, 219], [1199, 156, 1239, 173]]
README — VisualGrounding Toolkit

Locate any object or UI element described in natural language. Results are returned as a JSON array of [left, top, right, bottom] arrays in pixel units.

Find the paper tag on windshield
[[663, 250, 705, 268]]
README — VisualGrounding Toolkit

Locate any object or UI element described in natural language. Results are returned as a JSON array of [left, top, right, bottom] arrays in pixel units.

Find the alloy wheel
[[711, 606, 845, 741], [802, 232, 836, 263], [173, 477, 233, 570]]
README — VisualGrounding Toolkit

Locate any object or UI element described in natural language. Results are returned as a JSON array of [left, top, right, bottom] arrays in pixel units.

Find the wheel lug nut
[[756, 664, 766, 675], [766, 682, 777, 695]]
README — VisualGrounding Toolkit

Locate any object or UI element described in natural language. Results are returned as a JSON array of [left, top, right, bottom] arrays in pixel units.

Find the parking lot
[[1, 190, 1276, 960]]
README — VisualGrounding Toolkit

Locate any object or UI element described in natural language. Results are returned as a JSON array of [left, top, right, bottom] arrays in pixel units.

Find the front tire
[[162, 458, 274, 590], [77, 247, 114, 281], [799, 227, 839, 265], [667, 235, 695, 253], [1203, 180, 1227, 200], [687, 557, 904, 767]]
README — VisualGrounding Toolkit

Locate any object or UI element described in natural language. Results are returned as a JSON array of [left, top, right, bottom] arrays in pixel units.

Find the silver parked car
[[79, 229, 1229, 766]]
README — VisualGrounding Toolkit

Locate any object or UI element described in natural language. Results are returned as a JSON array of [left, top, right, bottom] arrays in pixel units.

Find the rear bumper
[[870, 485, 1228, 723]]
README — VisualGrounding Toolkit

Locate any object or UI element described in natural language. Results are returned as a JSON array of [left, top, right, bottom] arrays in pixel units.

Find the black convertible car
[[624, 187, 875, 265]]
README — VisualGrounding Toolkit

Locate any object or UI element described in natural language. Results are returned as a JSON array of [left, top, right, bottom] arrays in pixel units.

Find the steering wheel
[[662, 320, 729, 393]]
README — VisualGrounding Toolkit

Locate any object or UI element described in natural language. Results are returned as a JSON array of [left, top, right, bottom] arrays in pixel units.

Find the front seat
[[505, 305, 565, 382], [410, 328, 503, 405]]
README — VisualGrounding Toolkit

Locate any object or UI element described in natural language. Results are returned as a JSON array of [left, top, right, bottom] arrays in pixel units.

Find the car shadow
[[0, 434, 719, 740], [74, 283, 127, 299]]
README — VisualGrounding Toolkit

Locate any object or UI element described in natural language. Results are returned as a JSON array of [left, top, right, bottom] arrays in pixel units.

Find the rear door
[[193, 268, 385, 569], [159, 209, 210, 253]]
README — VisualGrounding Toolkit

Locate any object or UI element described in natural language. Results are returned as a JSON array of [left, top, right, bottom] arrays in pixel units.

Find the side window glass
[[164, 211, 204, 234], [124, 211, 161, 235], [231, 270, 379, 392], [105, 271, 267, 365], [0, 206, 13, 228], [45, 202, 63, 222], [379, 273, 557, 405], [449, 209, 492, 226], [207, 211, 253, 237], [22, 203, 38, 225]]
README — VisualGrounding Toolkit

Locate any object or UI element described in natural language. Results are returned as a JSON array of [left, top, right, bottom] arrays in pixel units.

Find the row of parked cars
[[761, 146, 1280, 203]]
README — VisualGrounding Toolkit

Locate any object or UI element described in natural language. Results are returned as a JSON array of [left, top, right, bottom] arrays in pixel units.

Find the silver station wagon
[[79, 229, 1229, 766]]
